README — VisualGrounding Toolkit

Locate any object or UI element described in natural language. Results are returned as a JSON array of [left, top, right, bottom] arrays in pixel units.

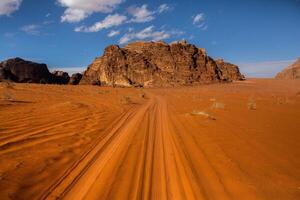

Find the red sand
[[0, 79, 299, 199]]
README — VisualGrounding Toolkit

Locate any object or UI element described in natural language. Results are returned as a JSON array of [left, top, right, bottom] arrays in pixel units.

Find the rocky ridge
[[0, 58, 82, 84], [275, 58, 300, 79], [80, 41, 244, 87], [0, 57, 52, 83]]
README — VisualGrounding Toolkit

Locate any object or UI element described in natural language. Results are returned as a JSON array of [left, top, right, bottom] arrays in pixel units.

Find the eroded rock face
[[80, 41, 244, 87], [275, 58, 300, 79], [215, 59, 245, 81], [69, 73, 83, 85], [0, 58, 52, 83]]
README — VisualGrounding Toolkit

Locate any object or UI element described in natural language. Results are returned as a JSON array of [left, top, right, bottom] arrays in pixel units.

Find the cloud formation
[[72, 3, 173, 34], [75, 14, 127, 32], [21, 24, 40, 35], [50, 67, 85, 74], [107, 30, 120, 37], [0, 0, 22, 16], [193, 13, 207, 30], [157, 4, 171, 13], [57, 0, 124, 23], [119, 26, 182, 44], [127, 4, 155, 23]]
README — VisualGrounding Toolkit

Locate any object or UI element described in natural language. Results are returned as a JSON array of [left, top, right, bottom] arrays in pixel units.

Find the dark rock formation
[[215, 59, 245, 81], [80, 41, 244, 87], [0, 57, 52, 83], [52, 71, 70, 84], [0, 57, 73, 84], [69, 73, 83, 85], [275, 58, 300, 79]]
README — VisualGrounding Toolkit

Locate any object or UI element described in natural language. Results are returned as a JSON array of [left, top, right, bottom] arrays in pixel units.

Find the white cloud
[[193, 13, 208, 30], [43, 20, 54, 25], [201, 25, 208, 30], [0, 0, 22, 16], [107, 30, 120, 37], [50, 67, 85, 75], [75, 14, 127, 32], [57, 0, 124, 23], [21, 24, 40, 35], [128, 4, 154, 23], [128, 27, 134, 32], [61, 8, 88, 23], [157, 4, 171, 13], [119, 26, 172, 44], [193, 13, 205, 24]]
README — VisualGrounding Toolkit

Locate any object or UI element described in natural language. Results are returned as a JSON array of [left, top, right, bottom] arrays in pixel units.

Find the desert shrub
[[120, 96, 132, 104], [247, 97, 257, 110], [140, 92, 147, 99], [276, 96, 289, 105], [190, 110, 216, 120], [1, 81, 14, 101], [98, 90, 109, 94], [137, 88, 147, 99], [211, 102, 225, 109], [1, 81, 15, 89]]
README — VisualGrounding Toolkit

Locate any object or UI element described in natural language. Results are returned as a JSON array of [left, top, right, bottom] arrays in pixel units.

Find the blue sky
[[0, 0, 299, 77]]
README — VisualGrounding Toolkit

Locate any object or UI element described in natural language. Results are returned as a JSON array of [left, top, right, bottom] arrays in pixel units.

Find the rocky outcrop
[[0, 57, 52, 83], [80, 41, 244, 87], [215, 59, 245, 81], [69, 73, 83, 85], [275, 58, 300, 79], [52, 71, 70, 84], [0, 58, 73, 84]]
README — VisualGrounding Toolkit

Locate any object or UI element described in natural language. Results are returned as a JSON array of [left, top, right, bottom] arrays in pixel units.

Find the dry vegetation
[[0, 81, 15, 101]]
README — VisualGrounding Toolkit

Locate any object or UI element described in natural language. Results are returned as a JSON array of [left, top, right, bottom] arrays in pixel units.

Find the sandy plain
[[0, 79, 299, 200]]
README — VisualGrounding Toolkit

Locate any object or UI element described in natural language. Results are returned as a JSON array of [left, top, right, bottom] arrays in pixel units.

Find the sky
[[0, 0, 300, 77]]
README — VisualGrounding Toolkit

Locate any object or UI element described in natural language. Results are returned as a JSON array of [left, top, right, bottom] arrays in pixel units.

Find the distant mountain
[[0, 57, 53, 83], [80, 40, 244, 87], [0, 58, 82, 84], [275, 58, 300, 79]]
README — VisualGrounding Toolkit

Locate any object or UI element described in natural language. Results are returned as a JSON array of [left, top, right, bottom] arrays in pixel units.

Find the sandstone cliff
[[215, 59, 245, 81], [275, 58, 300, 79], [80, 41, 244, 87]]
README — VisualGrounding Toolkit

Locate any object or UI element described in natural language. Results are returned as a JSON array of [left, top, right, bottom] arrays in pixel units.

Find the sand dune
[[0, 79, 300, 199]]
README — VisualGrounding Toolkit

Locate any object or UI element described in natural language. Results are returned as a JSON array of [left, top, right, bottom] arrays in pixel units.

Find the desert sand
[[0, 79, 300, 200]]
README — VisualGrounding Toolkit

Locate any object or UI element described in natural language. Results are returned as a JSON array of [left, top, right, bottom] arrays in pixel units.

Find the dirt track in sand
[[0, 79, 300, 200]]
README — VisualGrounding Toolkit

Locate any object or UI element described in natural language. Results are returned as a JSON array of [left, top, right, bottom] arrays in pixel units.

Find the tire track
[[41, 94, 216, 200], [40, 102, 146, 199]]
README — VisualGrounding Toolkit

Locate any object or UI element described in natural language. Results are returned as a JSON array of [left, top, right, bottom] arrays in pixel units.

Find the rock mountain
[[275, 58, 300, 79], [80, 41, 244, 87], [0, 41, 244, 87], [0, 58, 82, 85], [0, 58, 53, 83]]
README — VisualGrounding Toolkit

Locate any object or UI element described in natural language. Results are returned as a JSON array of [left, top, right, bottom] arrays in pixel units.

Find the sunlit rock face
[[276, 58, 300, 79], [80, 41, 245, 87]]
